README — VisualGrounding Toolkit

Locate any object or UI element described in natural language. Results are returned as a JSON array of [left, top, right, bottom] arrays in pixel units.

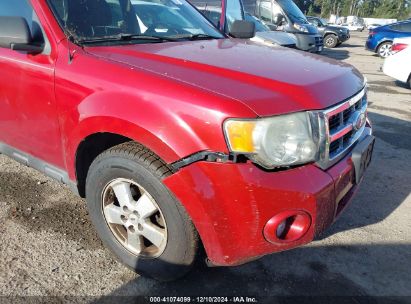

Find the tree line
[[293, 0, 411, 20]]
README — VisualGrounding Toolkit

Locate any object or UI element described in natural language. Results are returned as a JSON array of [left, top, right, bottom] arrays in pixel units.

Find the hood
[[253, 31, 297, 46], [86, 39, 365, 116], [327, 25, 348, 32], [325, 25, 349, 33], [303, 23, 320, 34]]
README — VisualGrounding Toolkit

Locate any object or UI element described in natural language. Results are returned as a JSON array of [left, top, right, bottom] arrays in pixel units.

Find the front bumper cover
[[164, 141, 369, 266]]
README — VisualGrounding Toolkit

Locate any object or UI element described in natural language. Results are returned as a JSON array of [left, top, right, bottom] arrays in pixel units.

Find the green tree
[[294, 0, 411, 20]]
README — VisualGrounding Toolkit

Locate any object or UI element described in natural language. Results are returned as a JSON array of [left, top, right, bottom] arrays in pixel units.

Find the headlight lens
[[224, 112, 319, 169], [293, 23, 308, 33]]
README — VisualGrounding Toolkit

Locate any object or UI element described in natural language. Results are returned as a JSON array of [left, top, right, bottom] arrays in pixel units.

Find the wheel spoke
[[136, 193, 158, 219], [140, 222, 166, 248], [104, 203, 124, 225], [103, 178, 167, 257], [127, 230, 144, 253], [112, 181, 134, 207]]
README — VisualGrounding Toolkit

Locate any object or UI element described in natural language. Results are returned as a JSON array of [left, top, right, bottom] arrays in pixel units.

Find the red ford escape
[[0, 0, 374, 280]]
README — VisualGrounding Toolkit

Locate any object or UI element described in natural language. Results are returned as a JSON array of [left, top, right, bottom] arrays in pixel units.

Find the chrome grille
[[316, 88, 368, 169]]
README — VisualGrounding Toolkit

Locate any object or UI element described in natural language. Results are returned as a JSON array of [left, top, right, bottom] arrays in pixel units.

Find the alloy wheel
[[325, 36, 336, 47], [379, 43, 392, 58], [102, 178, 167, 258]]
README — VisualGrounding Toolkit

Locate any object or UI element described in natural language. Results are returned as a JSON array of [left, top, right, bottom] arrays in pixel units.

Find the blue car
[[366, 20, 411, 58]]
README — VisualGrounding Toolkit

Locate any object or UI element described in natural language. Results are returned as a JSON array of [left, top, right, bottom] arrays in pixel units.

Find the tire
[[324, 34, 338, 48], [377, 41, 392, 58], [85, 142, 199, 281], [408, 75, 411, 89]]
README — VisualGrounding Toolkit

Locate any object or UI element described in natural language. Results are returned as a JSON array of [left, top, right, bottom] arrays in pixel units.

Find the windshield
[[276, 0, 308, 24], [47, 0, 224, 44], [245, 13, 269, 32], [320, 18, 328, 26]]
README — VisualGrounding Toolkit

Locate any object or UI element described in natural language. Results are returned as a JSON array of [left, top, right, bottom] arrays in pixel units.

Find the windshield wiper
[[182, 33, 220, 40], [77, 33, 178, 44]]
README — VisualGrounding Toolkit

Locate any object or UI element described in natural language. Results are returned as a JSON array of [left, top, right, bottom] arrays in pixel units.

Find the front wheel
[[324, 34, 338, 48], [377, 42, 393, 58], [85, 142, 199, 281]]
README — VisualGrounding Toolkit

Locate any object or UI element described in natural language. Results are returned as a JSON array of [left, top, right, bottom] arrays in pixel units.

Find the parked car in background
[[245, 13, 297, 48], [132, 0, 214, 35], [383, 37, 411, 88], [189, 0, 297, 48], [1, 0, 373, 281], [367, 23, 382, 30], [307, 16, 350, 48], [366, 20, 411, 58], [341, 23, 364, 32], [242, 0, 324, 52]]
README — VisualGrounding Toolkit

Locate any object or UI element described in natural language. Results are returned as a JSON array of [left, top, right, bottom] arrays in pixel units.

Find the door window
[[258, 0, 272, 24], [310, 18, 319, 27], [399, 22, 411, 33], [189, 0, 222, 28], [0, 0, 44, 43], [225, 0, 244, 32], [389, 23, 411, 32], [242, 0, 256, 15]]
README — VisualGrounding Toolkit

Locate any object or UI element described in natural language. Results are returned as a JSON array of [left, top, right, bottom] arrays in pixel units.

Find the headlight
[[224, 112, 320, 169], [293, 23, 308, 33]]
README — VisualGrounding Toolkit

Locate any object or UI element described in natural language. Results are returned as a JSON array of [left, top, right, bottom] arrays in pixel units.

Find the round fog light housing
[[263, 210, 311, 243]]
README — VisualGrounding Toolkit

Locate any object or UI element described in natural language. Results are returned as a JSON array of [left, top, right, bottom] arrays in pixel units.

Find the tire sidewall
[[86, 155, 195, 280]]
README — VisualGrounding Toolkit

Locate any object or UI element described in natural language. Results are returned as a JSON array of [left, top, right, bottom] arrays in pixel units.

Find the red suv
[[0, 0, 374, 281]]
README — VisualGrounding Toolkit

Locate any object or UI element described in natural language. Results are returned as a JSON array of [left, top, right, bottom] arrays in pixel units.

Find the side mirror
[[229, 20, 256, 39], [0, 16, 44, 54], [273, 13, 285, 26]]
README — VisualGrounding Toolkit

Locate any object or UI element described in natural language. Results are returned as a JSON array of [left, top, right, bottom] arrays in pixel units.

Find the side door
[[0, 0, 64, 168]]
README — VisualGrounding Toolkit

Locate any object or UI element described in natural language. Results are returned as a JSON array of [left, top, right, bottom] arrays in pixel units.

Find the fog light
[[263, 210, 311, 243]]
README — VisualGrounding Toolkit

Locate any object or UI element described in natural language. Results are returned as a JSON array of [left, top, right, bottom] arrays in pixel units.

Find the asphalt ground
[[0, 31, 410, 302]]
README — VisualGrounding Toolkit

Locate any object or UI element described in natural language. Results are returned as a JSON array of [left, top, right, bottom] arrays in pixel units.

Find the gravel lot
[[0, 31, 410, 301]]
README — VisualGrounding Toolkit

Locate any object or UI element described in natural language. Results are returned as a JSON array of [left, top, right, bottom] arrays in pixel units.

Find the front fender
[[55, 44, 256, 180], [62, 90, 253, 180]]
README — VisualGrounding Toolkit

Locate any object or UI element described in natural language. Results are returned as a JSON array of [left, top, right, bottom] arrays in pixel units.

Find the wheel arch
[[68, 116, 195, 197], [74, 132, 132, 197], [375, 39, 392, 53], [324, 31, 338, 37], [62, 89, 228, 195]]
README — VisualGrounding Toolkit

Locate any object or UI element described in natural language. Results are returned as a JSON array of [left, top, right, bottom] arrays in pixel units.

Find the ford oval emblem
[[352, 112, 366, 131]]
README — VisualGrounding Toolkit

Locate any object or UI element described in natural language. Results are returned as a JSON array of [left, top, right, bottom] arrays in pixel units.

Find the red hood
[[86, 39, 365, 116]]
